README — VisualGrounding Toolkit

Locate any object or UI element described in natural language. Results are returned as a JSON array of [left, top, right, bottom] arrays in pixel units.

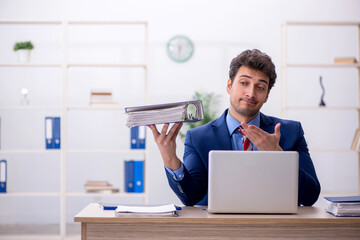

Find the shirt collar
[[226, 110, 261, 135]]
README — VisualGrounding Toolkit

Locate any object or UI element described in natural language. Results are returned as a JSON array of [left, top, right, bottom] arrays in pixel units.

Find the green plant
[[179, 91, 219, 140], [13, 41, 34, 51]]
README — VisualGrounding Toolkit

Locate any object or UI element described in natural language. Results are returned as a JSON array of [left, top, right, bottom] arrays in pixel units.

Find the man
[[148, 49, 321, 206]]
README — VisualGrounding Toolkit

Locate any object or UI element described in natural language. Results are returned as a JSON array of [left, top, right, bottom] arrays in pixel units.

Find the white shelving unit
[[280, 21, 360, 192], [0, 20, 149, 240]]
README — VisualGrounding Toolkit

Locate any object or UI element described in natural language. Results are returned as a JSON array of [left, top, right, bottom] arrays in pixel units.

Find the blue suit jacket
[[165, 109, 321, 206]]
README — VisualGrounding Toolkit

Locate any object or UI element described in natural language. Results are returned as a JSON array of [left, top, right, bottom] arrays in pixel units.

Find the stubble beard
[[230, 97, 261, 119]]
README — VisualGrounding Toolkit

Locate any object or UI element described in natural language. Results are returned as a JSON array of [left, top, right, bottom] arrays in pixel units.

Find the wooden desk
[[74, 203, 360, 239]]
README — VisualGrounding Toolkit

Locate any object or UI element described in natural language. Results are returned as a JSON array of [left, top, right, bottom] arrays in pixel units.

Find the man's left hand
[[240, 122, 283, 151]]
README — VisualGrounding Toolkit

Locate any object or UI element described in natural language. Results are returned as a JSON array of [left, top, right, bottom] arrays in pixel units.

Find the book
[[334, 57, 358, 64], [324, 196, 360, 217], [115, 204, 179, 217], [90, 89, 118, 106], [351, 129, 360, 150], [85, 181, 111, 187], [125, 100, 204, 127], [84, 181, 119, 193]]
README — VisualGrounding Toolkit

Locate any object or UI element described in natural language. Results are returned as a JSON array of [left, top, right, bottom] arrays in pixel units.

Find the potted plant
[[13, 41, 34, 63], [179, 91, 219, 140]]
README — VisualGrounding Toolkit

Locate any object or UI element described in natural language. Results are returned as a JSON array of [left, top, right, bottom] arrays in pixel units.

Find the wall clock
[[166, 35, 194, 62]]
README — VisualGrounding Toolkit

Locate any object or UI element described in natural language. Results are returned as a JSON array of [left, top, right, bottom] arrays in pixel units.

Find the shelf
[[281, 21, 360, 194], [0, 106, 61, 111], [282, 63, 360, 68], [67, 149, 146, 153], [68, 20, 147, 25], [66, 191, 145, 197], [282, 106, 359, 111], [0, 149, 60, 153], [0, 192, 60, 197], [0, 63, 146, 68], [67, 63, 147, 68], [0, 63, 62, 67], [0, 20, 149, 240], [284, 21, 360, 26], [67, 105, 123, 110]]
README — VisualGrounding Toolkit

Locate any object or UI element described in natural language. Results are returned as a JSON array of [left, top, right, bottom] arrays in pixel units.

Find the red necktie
[[236, 127, 253, 151]]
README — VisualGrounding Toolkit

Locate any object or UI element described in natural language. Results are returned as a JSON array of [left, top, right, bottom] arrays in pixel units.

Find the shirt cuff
[[164, 162, 185, 181]]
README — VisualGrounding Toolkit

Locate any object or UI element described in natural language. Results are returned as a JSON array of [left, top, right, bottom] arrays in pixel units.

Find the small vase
[[17, 49, 31, 63]]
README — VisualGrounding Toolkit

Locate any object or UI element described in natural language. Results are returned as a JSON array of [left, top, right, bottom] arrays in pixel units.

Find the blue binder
[[45, 117, 61, 149], [45, 117, 54, 149], [0, 159, 7, 193], [130, 127, 138, 149], [124, 160, 134, 192], [133, 160, 144, 193], [53, 117, 61, 149], [130, 126, 146, 149], [138, 126, 146, 149]]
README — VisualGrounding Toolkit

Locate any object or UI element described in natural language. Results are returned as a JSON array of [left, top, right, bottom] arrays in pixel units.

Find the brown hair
[[229, 49, 277, 91]]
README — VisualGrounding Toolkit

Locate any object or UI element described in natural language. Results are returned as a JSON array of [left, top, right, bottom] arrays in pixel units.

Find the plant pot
[[17, 49, 31, 63]]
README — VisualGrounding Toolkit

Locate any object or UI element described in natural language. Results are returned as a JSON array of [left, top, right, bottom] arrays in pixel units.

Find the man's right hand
[[147, 122, 183, 171]]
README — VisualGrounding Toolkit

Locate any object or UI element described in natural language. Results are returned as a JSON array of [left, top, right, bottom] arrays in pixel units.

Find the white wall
[[1, 0, 360, 223]]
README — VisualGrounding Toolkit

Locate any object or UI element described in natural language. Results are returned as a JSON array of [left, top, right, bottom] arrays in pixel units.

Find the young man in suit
[[148, 49, 321, 206]]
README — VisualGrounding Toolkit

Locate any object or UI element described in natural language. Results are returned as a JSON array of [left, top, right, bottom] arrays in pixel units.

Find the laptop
[[208, 151, 299, 214]]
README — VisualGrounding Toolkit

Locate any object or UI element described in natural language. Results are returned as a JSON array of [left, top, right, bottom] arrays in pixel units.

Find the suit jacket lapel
[[260, 112, 275, 134], [211, 109, 232, 150]]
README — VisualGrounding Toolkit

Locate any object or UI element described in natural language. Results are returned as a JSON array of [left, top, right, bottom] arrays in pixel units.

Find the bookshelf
[[0, 20, 149, 240], [280, 21, 360, 193]]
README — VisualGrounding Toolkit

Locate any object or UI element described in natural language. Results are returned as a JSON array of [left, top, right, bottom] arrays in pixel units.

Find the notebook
[[208, 151, 299, 214]]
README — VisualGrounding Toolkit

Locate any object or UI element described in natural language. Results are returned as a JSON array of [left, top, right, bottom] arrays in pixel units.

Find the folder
[[45, 117, 53, 149], [124, 160, 134, 192], [138, 126, 146, 149], [45, 117, 61, 149], [133, 160, 144, 193], [53, 117, 61, 149], [125, 100, 204, 127], [130, 126, 139, 149], [0, 159, 7, 193], [130, 126, 146, 149]]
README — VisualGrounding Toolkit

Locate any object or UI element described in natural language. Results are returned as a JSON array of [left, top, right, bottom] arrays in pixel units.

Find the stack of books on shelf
[[324, 196, 360, 217], [334, 57, 358, 64], [84, 181, 119, 193], [90, 89, 118, 107]]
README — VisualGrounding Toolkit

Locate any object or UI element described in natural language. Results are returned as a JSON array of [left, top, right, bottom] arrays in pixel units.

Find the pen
[[103, 206, 117, 210]]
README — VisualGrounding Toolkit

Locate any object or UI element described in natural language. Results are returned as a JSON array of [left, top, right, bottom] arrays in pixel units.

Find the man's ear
[[226, 78, 232, 94]]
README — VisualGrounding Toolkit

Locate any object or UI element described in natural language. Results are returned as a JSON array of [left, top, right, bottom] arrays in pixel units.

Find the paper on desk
[[116, 204, 177, 214]]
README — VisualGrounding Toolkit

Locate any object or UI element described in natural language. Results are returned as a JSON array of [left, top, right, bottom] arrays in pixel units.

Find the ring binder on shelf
[[45, 117, 61, 149], [0, 159, 7, 193], [130, 126, 146, 149]]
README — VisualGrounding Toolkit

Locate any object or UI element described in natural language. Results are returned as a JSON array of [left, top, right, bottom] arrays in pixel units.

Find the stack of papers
[[125, 100, 204, 127], [324, 196, 360, 217], [115, 204, 179, 217]]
